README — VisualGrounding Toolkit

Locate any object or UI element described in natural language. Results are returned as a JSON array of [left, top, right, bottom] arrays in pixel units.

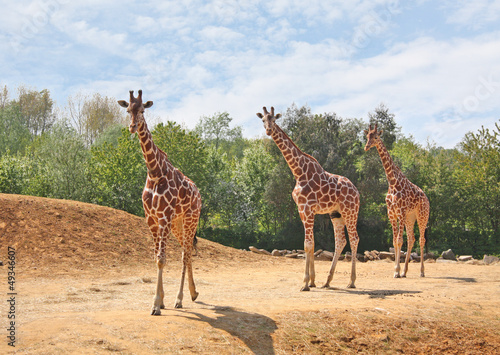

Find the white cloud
[[145, 31, 500, 147], [1, 0, 499, 149], [199, 25, 245, 44], [445, 0, 500, 28]]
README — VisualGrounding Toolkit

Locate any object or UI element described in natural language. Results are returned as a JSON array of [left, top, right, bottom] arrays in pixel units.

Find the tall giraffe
[[364, 124, 430, 278], [257, 107, 360, 290], [118, 90, 201, 315]]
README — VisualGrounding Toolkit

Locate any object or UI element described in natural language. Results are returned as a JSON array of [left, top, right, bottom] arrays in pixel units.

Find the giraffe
[[118, 90, 201, 315], [257, 107, 360, 290], [364, 124, 430, 278]]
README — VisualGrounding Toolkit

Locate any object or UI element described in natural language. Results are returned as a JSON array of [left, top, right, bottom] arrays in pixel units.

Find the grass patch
[[273, 309, 500, 354]]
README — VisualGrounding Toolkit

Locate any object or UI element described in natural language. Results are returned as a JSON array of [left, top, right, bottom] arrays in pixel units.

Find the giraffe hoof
[[300, 286, 310, 292], [191, 292, 199, 302], [420, 273, 425, 277], [309, 283, 316, 288], [174, 301, 183, 309], [347, 283, 356, 289], [151, 308, 161, 316], [321, 284, 330, 289], [160, 304, 165, 309], [393, 274, 401, 278]]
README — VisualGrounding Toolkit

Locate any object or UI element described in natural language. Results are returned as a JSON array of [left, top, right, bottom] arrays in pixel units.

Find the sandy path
[[2, 257, 499, 354]]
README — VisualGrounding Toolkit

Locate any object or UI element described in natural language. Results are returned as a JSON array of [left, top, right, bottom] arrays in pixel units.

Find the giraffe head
[[256, 106, 281, 136], [117, 90, 153, 134], [364, 124, 384, 151]]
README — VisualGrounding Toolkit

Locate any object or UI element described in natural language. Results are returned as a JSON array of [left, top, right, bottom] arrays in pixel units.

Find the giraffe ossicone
[[118, 90, 201, 315], [364, 123, 430, 278], [257, 106, 361, 290]]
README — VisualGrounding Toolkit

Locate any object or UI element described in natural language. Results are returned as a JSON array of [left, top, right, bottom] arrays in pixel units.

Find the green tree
[[66, 92, 126, 146], [31, 123, 90, 200], [454, 122, 500, 255], [235, 140, 277, 233], [152, 121, 208, 189], [0, 102, 31, 155], [15, 86, 55, 137], [89, 128, 145, 215], [194, 112, 246, 159]]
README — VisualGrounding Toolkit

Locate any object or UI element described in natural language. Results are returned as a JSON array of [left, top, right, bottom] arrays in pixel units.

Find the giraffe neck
[[136, 121, 168, 178], [375, 140, 399, 186], [271, 124, 314, 179]]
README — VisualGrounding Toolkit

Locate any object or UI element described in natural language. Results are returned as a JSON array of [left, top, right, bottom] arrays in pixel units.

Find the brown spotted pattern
[[257, 107, 360, 290], [364, 124, 430, 278], [118, 90, 201, 315]]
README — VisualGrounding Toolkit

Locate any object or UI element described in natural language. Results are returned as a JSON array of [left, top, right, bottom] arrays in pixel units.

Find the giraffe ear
[[378, 129, 384, 137], [256, 113, 264, 118], [275, 113, 281, 119], [144, 101, 153, 108], [117, 100, 129, 108], [363, 129, 368, 135]]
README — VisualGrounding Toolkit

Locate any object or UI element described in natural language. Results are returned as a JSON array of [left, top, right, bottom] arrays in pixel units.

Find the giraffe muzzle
[[129, 123, 138, 134]]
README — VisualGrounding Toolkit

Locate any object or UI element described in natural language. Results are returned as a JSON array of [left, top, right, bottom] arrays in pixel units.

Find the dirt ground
[[1, 193, 500, 354]]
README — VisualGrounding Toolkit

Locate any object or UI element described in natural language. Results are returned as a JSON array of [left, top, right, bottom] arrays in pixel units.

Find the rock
[[285, 253, 299, 258], [316, 251, 333, 261], [271, 249, 282, 257], [314, 249, 323, 257], [319, 250, 334, 261], [441, 249, 456, 260], [436, 257, 457, 263], [364, 250, 379, 261], [458, 255, 473, 262], [357, 253, 366, 262], [424, 252, 435, 260], [249, 246, 271, 255], [379, 251, 394, 260], [483, 255, 500, 265], [466, 259, 482, 265]]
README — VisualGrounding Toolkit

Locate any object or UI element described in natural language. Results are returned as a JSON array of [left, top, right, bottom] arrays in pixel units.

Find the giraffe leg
[[148, 221, 165, 311], [392, 219, 404, 278], [152, 254, 166, 316], [402, 217, 416, 278], [417, 218, 428, 278], [419, 230, 426, 277], [323, 218, 346, 288], [346, 222, 359, 289], [175, 250, 187, 309], [151, 222, 169, 315], [174, 216, 200, 308], [300, 214, 315, 291], [186, 254, 199, 302]]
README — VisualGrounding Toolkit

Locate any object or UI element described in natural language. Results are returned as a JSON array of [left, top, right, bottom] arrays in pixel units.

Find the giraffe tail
[[192, 233, 198, 256]]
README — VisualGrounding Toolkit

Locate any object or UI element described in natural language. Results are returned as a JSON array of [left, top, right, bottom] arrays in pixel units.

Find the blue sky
[[1, 0, 499, 148]]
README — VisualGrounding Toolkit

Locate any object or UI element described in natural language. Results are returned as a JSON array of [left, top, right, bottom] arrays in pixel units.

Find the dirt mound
[[0, 193, 260, 275], [2, 194, 499, 354]]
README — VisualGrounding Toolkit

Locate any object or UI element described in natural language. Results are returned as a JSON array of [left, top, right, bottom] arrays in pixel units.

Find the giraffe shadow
[[323, 287, 422, 299], [173, 302, 277, 355], [427, 276, 477, 283]]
